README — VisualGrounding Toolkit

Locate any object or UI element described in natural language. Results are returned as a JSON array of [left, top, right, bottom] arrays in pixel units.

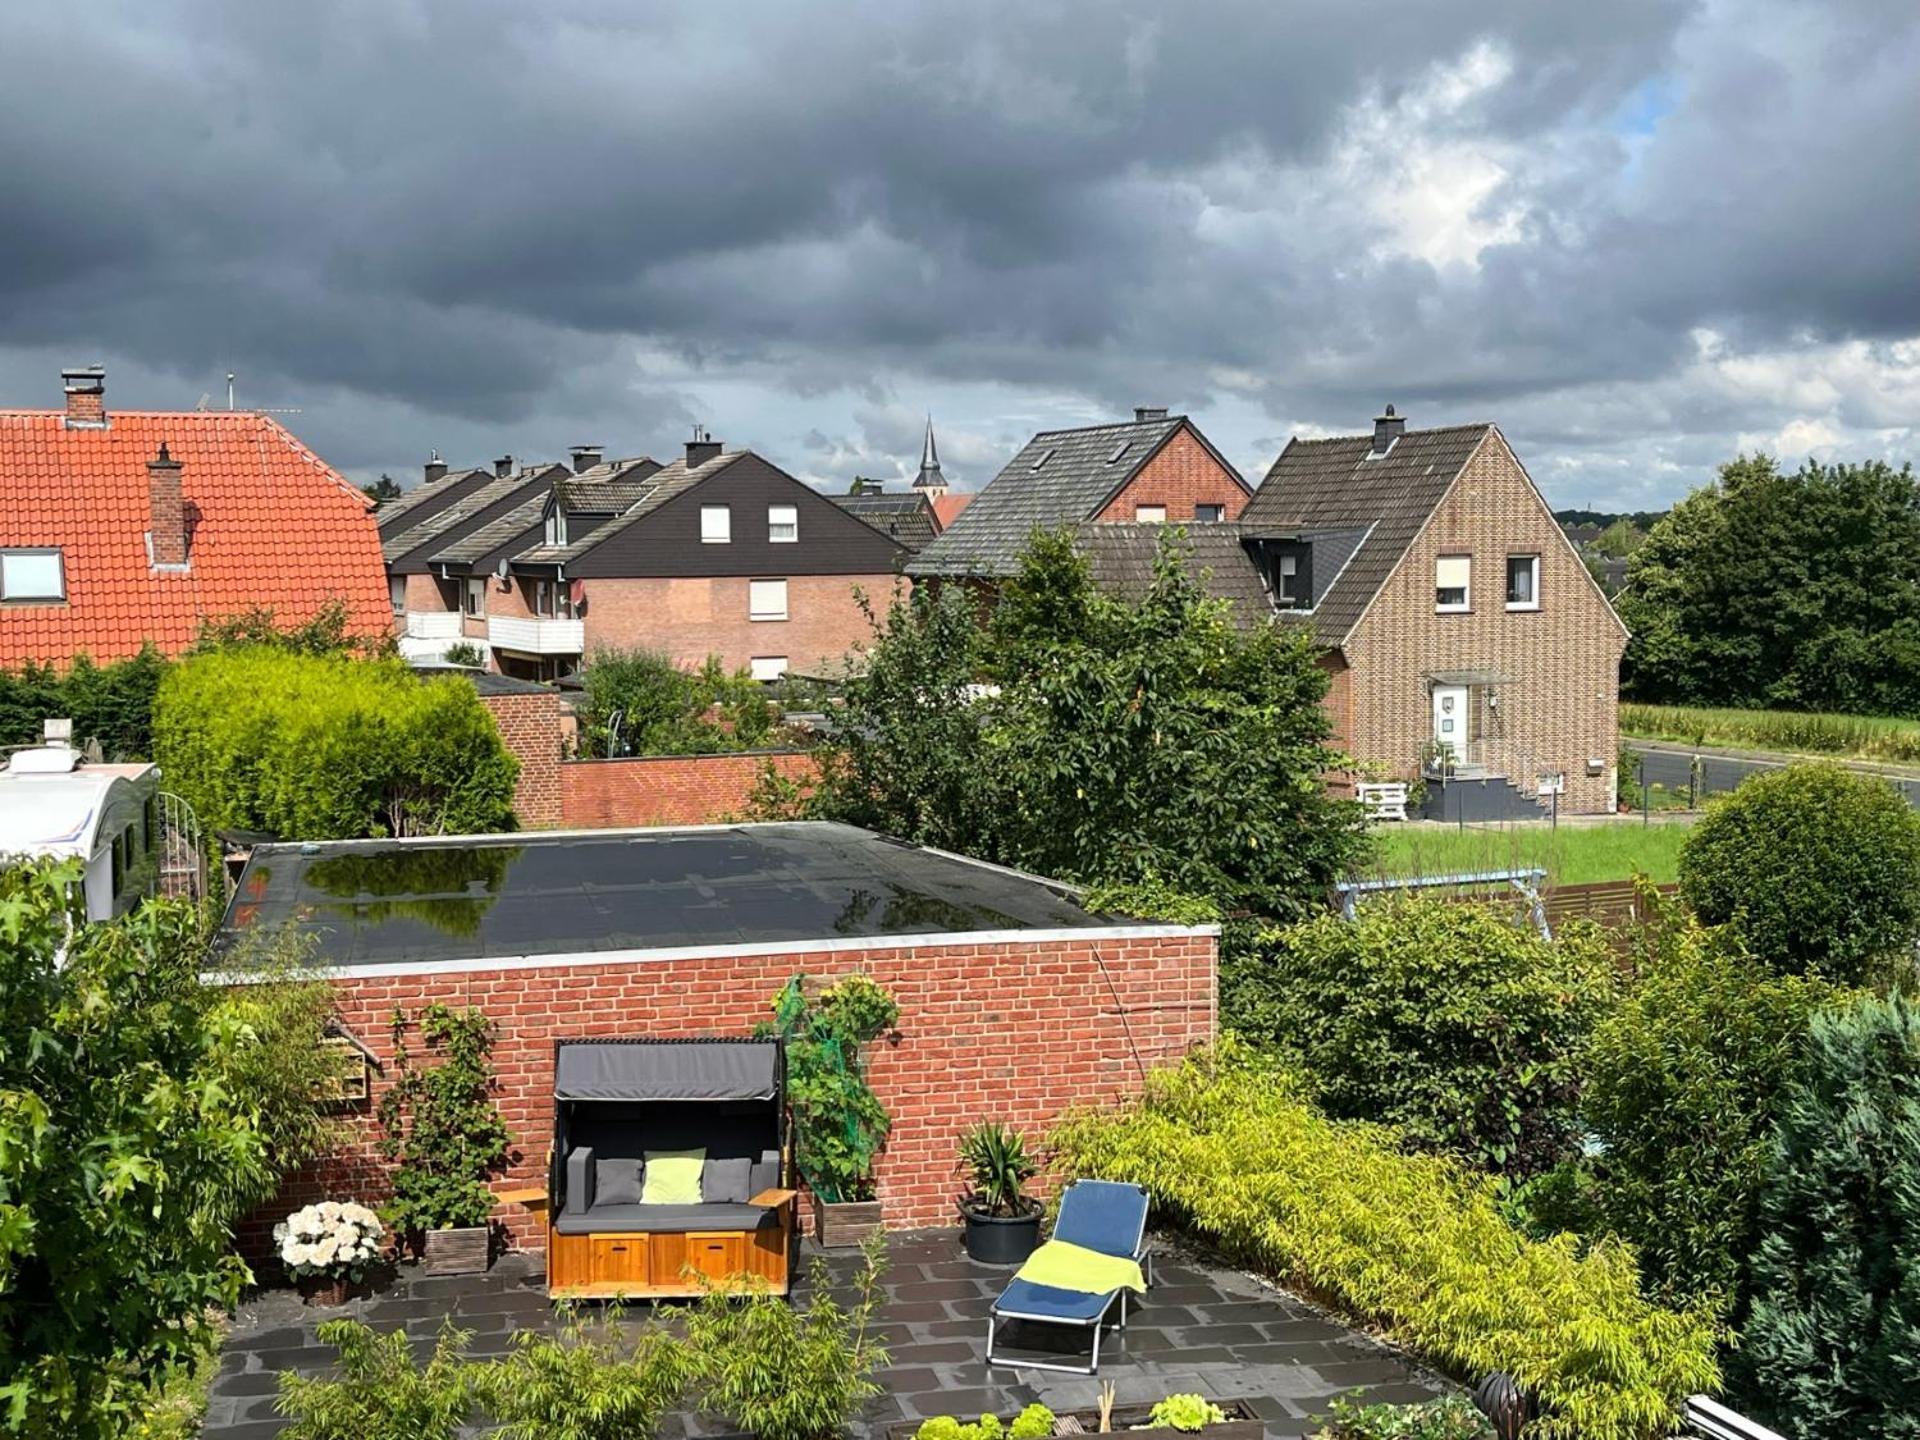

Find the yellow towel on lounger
[[1014, 1240, 1146, 1295]]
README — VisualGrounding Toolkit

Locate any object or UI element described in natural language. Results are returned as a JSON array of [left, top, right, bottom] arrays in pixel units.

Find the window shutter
[[1435, 556, 1471, 591]]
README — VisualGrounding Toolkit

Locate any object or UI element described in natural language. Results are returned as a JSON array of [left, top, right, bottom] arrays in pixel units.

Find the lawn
[[1362, 819, 1692, 886], [1622, 702, 1920, 764]]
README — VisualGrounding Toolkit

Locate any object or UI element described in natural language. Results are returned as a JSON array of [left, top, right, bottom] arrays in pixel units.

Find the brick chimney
[[494, 454, 515, 478], [684, 426, 722, 469], [569, 445, 604, 474], [1373, 404, 1406, 456], [148, 442, 188, 567], [423, 450, 448, 484], [62, 366, 107, 428]]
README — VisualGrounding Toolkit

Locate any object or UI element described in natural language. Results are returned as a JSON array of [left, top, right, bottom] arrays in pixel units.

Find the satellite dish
[[494, 559, 510, 582]]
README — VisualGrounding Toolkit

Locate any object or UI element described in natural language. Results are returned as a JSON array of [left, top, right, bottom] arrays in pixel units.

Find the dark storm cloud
[[0, 0, 1913, 502]]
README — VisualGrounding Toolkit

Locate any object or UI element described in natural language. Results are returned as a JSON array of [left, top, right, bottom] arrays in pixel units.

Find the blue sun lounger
[[986, 1179, 1153, 1375]]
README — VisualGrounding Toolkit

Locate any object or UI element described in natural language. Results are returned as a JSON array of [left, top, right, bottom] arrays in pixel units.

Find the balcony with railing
[[487, 615, 585, 655], [403, 610, 463, 640]]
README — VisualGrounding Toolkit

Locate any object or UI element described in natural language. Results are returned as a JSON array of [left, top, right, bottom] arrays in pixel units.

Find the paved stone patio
[[205, 1231, 1449, 1440]]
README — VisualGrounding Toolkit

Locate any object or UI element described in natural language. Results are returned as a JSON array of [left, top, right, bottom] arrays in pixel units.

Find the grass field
[[1622, 702, 1920, 764], [1363, 819, 1692, 886]]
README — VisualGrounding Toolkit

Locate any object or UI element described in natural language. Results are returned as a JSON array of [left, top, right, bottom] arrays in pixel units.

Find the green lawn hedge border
[[1050, 1046, 1719, 1440]]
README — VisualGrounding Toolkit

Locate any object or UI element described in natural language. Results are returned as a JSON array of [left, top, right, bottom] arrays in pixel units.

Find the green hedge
[[154, 651, 517, 839], [1050, 1049, 1720, 1440]]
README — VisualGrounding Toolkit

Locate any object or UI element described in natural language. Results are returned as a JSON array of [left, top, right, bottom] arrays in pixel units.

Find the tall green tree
[[0, 861, 337, 1438], [1736, 992, 1920, 1438], [1620, 455, 1920, 713], [805, 528, 1369, 919]]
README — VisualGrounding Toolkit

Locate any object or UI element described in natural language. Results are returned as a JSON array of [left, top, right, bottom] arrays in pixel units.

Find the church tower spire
[[913, 414, 948, 497]]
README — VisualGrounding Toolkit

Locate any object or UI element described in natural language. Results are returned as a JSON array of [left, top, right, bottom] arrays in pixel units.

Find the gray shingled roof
[[382, 470, 552, 563], [907, 415, 1193, 577], [1238, 424, 1492, 644], [831, 493, 938, 552], [427, 492, 548, 568], [1073, 524, 1275, 629], [375, 468, 488, 537], [514, 451, 741, 567], [555, 458, 663, 513]]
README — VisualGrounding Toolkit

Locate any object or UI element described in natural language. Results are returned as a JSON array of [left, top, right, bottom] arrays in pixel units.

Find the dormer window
[[544, 506, 568, 547], [1278, 553, 1300, 604]]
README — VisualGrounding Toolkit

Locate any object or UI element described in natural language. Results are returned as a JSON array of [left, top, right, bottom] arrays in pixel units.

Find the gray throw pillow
[[702, 1156, 752, 1204], [595, 1156, 644, 1207]]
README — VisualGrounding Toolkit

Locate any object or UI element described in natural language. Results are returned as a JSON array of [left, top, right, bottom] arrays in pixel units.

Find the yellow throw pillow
[[640, 1148, 707, 1205]]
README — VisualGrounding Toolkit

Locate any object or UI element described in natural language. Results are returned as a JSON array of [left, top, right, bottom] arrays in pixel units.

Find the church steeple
[[913, 414, 948, 497]]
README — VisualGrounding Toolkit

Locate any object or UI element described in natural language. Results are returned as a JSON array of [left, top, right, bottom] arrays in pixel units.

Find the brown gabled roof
[[1073, 523, 1273, 629], [513, 450, 743, 568], [1239, 424, 1493, 645]]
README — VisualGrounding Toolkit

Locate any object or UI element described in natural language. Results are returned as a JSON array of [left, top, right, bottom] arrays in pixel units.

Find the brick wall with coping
[[560, 751, 820, 828], [1341, 429, 1627, 814], [1095, 427, 1251, 524], [478, 690, 567, 828], [238, 929, 1218, 1257]]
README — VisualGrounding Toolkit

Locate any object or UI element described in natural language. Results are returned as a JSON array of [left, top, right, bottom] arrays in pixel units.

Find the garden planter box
[[421, 1225, 491, 1275], [810, 1195, 884, 1250], [889, 1399, 1261, 1440]]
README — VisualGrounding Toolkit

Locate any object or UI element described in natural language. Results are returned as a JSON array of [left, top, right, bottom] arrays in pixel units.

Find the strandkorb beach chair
[[986, 1179, 1152, 1375]]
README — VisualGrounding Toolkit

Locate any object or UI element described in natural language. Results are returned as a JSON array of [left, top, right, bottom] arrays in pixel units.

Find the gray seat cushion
[[554, 1201, 782, 1236]]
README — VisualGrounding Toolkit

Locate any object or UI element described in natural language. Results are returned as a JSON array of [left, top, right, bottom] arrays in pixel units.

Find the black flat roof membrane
[[219, 822, 1107, 970]]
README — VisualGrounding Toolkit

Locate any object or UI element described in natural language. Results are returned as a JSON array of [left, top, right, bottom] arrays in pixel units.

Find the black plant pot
[[961, 1203, 1043, 1265]]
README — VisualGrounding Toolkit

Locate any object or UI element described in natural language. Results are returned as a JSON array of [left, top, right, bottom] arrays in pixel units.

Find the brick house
[[1076, 409, 1627, 815], [218, 822, 1218, 1254], [0, 366, 391, 667], [382, 436, 909, 682], [906, 407, 1253, 579]]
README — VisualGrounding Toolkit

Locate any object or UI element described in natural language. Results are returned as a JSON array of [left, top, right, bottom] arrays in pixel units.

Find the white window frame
[[545, 508, 567, 547], [1435, 555, 1471, 613], [464, 578, 486, 617], [1135, 504, 1167, 524], [701, 505, 732, 544], [749, 656, 789, 682], [1278, 552, 1301, 605], [748, 578, 788, 622], [388, 574, 407, 614], [0, 548, 65, 602], [1195, 503, 1225, 523], [1505, 553, 1541, 611], [534, 579, 554, 617], [767, 504, 798, 543]]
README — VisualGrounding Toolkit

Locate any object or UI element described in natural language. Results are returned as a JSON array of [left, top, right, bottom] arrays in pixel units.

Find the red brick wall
[[1095, 427, 1250, 524], [560, 752, 820, 828], [578, 573, 906, 675], [239, 930, 1218, 1256], [478, 690, 566, 827]]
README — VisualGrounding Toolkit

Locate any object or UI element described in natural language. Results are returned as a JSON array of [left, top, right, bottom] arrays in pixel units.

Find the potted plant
[[376, 1003, 512, 1274], [957, 1122, 1042, 1264], [275, 1200, 384, 1306], [760, 973, 900, 1248]]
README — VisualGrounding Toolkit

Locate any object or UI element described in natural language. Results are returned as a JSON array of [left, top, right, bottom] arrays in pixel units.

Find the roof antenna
[[227, 373, 236, 411]]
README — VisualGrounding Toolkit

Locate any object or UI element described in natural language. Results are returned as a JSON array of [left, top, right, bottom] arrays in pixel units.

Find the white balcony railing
[[487, 615, 585, 655], [404, 610, 464, 639]]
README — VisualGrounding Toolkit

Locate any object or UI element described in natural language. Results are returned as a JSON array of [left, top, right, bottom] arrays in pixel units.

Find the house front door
[[1431, 683, 1468, 762]]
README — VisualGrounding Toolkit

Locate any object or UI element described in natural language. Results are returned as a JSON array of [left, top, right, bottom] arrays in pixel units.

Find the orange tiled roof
[[930, 492, 974, 531], [0, 409, 391, 667]]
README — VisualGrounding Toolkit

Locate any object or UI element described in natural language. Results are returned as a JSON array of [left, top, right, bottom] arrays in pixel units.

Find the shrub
[[376, 1004, 513, 1237], [684, 1237, 890, 1440], [1677, 763, 1920, 982], [760, 974, 900, 1203], [0, 863, 338, 1439], [1225, 900, 1615, 1178], [1734, 992, 1920, 1439], [442, 640, 485, 668], [1312, 1394, 1491, 1440], [0, 646, 169, 759], [1009, 1403, 1056, 1439], [1050, 1047, 1720, 1440], [958, 1121, 1039, 1216], [276, 1320, 472, 1440], [470, 1309, 691, 1440], [1581, 894, 1846, 1308], [576, 648, 792, 757], [154, 649, 517, 838], [1149, 1394, 1228, 1431]]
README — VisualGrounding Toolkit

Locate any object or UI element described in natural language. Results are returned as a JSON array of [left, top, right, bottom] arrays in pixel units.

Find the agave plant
[[958, 1122, 1039, 1217]]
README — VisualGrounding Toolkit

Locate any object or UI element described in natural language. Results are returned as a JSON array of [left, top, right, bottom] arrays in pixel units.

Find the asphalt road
[[1626, 741, 1920, 809]]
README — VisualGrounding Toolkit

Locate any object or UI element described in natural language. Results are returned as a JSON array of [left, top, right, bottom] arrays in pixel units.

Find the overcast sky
[[2, 0, 1914, 509]]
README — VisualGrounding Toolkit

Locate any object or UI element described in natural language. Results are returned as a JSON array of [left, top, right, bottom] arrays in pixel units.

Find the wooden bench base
[[547, 1211, 792, 1299]]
